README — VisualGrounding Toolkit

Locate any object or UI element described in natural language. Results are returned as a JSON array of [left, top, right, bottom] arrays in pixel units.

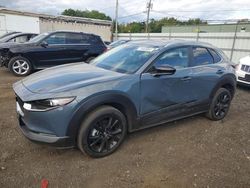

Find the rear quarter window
[[208, 49, 222, 63]]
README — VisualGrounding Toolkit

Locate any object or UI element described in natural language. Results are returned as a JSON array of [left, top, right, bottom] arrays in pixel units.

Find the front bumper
[[18, 116, 74, 148], [236, 70, 250, 85], [14, 82, 78, 148]]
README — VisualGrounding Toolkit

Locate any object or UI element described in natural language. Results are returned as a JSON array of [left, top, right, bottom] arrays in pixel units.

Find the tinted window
[[45, 33, 66, 44], [66, 33, 84, 44], [154, 47, 189, 69], [87, 35, 103, 44], [192, 47, 213, 66], [209, 49, 222, 63]]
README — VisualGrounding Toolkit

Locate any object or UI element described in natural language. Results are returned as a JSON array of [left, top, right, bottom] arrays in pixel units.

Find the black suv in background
[[0, 31, 107, 76]]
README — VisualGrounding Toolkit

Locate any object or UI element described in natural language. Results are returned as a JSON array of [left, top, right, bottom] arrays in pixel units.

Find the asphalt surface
[[0, 67, 249, 188]]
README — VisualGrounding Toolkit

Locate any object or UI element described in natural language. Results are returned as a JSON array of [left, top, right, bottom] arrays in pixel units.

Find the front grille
[[241, 64, 250, 73], [238, 74, 250, 82]]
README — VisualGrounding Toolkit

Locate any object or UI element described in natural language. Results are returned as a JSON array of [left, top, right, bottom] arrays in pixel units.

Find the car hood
[[21, 63, 125, 94], [239, 55, 250, 65]]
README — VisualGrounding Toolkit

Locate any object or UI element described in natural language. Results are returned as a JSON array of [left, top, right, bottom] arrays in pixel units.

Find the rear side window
[[192, 47, 213, 66], [66, 33, 84, 44], [208, 49, 222, 63], [88, 35, 103, 45]]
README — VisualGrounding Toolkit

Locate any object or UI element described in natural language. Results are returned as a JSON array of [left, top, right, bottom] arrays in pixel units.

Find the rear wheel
[[206, 88, 232, 121], [77, 106, 127, 158], [8, 56, 32, 76]]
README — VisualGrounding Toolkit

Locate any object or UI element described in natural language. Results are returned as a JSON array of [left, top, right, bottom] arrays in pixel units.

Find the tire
[[206, 88, 232, 121], [77, 106, 127, 158], [8, 56, 32, 76]]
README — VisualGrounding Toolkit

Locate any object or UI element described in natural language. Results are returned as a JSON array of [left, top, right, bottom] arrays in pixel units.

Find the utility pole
[[145, 0, 153, 33], [115, 0, 119, 40]]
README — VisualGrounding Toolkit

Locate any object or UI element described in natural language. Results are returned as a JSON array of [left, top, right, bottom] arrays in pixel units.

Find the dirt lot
[[0, 67, 249, 188]]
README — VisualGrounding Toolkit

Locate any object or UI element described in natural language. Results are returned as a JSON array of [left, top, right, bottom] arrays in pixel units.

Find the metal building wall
[[39, 18, 112, 42], [115, 32, 250, 63], [0, 13, 40, 35]]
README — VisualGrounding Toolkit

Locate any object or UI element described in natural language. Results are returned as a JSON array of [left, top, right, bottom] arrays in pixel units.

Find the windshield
[[29, 33, 49, 43], [92, 44, 159, 74]]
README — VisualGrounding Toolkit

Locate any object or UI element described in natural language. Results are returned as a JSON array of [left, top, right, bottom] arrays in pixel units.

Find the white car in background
[[236, 55, 250, 86]]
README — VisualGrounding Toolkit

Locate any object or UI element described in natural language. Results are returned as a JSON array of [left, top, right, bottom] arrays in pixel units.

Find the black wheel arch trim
[[66, 91, 139, 144], [210, 74, 236, 100]]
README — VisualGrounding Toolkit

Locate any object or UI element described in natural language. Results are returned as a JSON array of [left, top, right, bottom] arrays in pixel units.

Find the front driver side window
[[45, 33, 66, 45], [153, 47, 189, 69]]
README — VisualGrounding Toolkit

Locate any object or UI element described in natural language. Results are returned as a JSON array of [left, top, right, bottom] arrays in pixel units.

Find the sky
[[0, 0, 250, 23]]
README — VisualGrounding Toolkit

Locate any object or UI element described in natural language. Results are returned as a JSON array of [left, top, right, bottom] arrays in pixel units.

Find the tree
[[62, 9, 112, 21], [119, 17, 207, 33]]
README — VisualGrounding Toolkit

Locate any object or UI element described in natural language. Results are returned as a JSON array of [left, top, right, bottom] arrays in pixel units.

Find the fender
[[209, 73, 236, 100], [66, 91, 139, 143]]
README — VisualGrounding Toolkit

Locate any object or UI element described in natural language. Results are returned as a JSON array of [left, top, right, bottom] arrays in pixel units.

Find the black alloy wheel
[[206, 88, 232, 120], [77, 106, 127, 158]]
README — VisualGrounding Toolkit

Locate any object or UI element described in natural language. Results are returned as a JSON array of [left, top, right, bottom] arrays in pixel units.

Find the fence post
[[169, 27, 171, 40], [230, 22, 239, 61], [196, 24, 200, 41]]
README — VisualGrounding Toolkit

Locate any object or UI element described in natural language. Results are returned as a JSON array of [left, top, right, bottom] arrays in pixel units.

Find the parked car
[[0, 31, 106, 76], [0, 32, 37, 43], [0, 31, 21, 39], [107, 39, 130, 50], [235, 55, 250, 86], [13, 40, 236, 158]]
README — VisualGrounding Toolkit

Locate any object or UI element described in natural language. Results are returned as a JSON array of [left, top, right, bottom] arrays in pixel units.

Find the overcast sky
[[0, 0, 250, 22]]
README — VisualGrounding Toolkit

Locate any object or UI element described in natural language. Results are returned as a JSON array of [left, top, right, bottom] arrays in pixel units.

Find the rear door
[[65, 33, 91, 62], [190, 46, 225, 103]]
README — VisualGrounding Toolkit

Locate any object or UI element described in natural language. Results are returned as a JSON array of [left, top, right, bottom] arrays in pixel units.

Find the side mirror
[[40, 41, 48, 48], [150, 65, 176, 77]]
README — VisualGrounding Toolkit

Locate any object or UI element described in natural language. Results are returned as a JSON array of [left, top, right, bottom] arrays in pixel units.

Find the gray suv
[[13, 40, 236, 158]]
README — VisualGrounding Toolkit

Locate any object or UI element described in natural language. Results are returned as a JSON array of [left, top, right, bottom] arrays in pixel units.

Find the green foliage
[[119, 17, 207, 33], [62, 9, 112, 21]]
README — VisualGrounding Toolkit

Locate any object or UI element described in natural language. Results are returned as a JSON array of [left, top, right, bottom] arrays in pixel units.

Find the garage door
[[0, 15, 6, 35]]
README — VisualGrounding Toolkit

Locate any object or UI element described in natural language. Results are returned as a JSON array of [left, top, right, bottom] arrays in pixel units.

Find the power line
[[152, 9, 250, 13], [151, 10, 192, 20], [118, 12, 144, 19]]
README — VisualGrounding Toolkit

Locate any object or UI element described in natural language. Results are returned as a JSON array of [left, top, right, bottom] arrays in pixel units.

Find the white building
[[0, 8, 113, 41]]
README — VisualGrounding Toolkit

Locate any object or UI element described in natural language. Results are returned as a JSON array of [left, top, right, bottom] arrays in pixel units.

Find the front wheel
[[8, 56, 32, 76], [206, 88, 232, 121], [77, 106, 127, 158]]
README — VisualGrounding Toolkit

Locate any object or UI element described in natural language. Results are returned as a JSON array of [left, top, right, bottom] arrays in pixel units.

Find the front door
[[35, 32, 69, 68], [140, 46, 196, 126]]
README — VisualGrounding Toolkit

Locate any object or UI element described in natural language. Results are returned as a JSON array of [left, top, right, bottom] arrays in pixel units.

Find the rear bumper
[[18, 116, 75, 148]]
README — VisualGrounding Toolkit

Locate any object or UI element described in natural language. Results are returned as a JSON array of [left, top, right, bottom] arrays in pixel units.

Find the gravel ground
[[0, 67, 249, 188]]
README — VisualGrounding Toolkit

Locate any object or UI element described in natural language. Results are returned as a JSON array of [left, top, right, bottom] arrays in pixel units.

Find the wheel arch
[[67, 92, 139, 145], [210, 74, 236, 99]]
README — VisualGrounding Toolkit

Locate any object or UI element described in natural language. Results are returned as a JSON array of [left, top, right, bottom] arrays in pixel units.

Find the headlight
[[23, 97, 75, 111]]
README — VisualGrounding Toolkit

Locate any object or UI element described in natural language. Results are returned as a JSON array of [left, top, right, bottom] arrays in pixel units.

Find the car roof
[[127, 39, 216, 49], [50, 30, 99, 37]]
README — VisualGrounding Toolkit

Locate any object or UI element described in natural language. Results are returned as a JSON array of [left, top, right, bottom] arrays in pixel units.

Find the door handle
[[181, 76, 192, 81], [216, 70, 224, 74]]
